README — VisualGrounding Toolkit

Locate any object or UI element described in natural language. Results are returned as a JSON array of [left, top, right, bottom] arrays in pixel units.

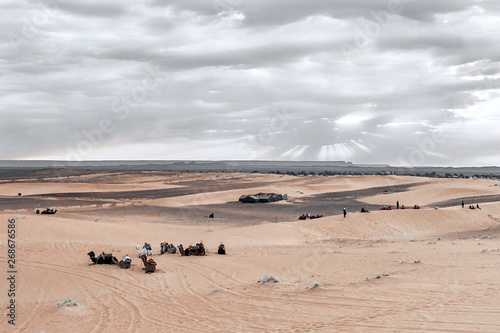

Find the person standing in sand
[[343, 208, 346, 218], [397, 201, 399, 209], [462, 200, 465, 208]]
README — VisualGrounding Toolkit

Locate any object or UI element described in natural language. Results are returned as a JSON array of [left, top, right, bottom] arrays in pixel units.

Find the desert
[[1, 170, 500, 332]]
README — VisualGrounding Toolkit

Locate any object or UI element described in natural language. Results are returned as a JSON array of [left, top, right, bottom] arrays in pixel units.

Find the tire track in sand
[[13, 272, 49, 332], [169, 259, 282, 331], [14, 260, 186, 331], [75, 283, 110, 333]]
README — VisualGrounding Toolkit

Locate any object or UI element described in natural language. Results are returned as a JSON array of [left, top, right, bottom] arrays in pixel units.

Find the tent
[[239, 193, 287, 203]]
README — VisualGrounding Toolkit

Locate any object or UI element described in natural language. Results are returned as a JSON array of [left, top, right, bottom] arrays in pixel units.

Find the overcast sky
[[1, 0, 500, 166]]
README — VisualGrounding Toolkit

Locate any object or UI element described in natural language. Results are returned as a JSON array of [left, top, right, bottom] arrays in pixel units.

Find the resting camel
[[178, 243, 206, 256], [87, 251, 118, 265], [136, 243, 153, 257], [118, 255, 132, 269], [139, 254, 156, 273], [160, 242, 177, 254]]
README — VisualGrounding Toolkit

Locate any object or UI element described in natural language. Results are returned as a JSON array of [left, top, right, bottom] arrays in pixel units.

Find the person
[[435, 205, 439, 209], [477, 204, 481, 210], [462, 200, 464, 208], [343, 208, 346, 218], [397, 201, 399, 209], [401, 204, 405, 209]]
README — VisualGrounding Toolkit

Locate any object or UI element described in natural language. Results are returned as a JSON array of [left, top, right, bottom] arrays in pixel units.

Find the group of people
[[343, 199, 486, 218], [343, 202, 421, 217], [345, 199, 486, 218], [379, 204, 420, 210], [462, 201, 481, 209]]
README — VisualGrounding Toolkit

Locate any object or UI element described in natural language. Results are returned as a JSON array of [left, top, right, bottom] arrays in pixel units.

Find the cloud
[[1, 0, 499, 165]]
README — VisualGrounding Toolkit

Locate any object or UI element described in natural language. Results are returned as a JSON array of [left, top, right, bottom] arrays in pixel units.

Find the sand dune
[[0, 182, 179, 197], [360, 178, 500, 207], [1, 173, 499, 332]]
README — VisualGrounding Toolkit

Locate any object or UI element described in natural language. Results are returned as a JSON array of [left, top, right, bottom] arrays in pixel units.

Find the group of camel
[[299, 213, 323, 220], [36, 208, 57, 214], [87, 250, 155, 273], [87, 242, 226, 274], [87, 251, 133, 269], [139, 242, 226, 256]]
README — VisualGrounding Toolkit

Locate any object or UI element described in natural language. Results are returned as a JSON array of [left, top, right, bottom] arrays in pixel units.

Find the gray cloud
[[1, 0, 499, 165]]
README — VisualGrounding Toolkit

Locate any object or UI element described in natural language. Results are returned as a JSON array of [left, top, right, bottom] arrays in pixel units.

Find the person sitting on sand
[[401, 205, 405, 209], [469, 205, 475, 209], [435, 205, 439, 209], [361, 207, 369, 213], [476, 204, 481, 210]]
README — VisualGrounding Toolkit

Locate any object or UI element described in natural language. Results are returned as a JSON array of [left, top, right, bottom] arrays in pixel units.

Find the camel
[[160, 242, 167, 254], [139, 254, 156, 273], [168, 243, 177, 254], [160, 242, 177, 254], [178, 243, 206, 256], [178, 244, 186, 256], [87, 251, 118, 265], [136, 243, 153, 257], [218, 244, 226, 255], [118, 255, 132, 269]]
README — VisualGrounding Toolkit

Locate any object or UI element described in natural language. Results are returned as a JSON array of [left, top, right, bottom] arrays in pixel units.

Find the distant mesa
[[1, 160, 500, 178], [239, 193, 288, 203]]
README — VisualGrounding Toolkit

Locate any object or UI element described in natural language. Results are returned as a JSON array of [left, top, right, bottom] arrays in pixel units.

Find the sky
[[1, 0, 500, 166]]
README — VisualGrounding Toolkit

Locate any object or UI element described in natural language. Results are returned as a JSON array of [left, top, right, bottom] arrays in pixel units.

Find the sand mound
[[301, 206, 499, 241]]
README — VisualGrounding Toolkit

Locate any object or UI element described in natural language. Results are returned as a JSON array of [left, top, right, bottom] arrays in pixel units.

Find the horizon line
[[0, 160, 499, 169]]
